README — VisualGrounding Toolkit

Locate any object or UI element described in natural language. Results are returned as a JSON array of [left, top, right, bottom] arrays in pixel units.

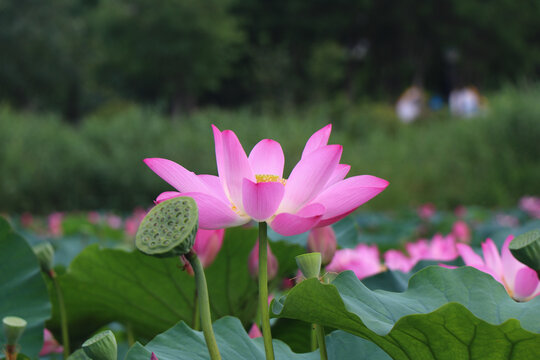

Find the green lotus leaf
[[124, 316, 390, 360], [272, 266, 540, 360], [0, 217, 51, 359]]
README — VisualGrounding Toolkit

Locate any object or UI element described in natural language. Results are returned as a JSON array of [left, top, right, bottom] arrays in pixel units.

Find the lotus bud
[[248, 240, 278, 280], [192, 229, 225, 268], [136, 197, 198, 257], [150, 352, 159, 360], [248, 324, 262, 339], [307, 226, 337, 265], [3, 316, 27, 345], [82, 330, 117, 360], [33, 242, 54, 272], [510, 229, 540, 276], [296, 253, 322, 279], [452, 220, 471, 243]]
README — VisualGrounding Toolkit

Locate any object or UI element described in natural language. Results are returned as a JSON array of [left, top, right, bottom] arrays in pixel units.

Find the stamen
[[255, 174, 287, 185]]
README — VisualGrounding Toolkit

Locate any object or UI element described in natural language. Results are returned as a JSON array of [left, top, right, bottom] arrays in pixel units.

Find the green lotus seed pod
[[136, 197, 198, 257], [3, 316, 27, 345], [33, 242, 54, 272], [509, 229, 540, 272], [67, 349, 91, 360], [296, 253, 322, 279], [82, 330, 117, 360]]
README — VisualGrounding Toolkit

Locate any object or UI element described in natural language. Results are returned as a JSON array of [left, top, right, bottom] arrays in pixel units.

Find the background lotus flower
[[144, 124, 388, 236], [40, 329, 63, 356], [407, 233, 458, 263], [456, 235, 540, 301], [384, 249, 416, 273], [192, 229, 225, 267], [452, 220, 471, 243], [48, 212, 64, 237], [307, 226, 337, 265], [248, 240, 278, 280], [326, 244, 384, 279], [417, 203, 436, 219], [519, 196, 540, 219]]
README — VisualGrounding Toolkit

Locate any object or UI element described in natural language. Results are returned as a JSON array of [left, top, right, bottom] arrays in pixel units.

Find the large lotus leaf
[[272, 266, 540, 360], [124, 316, 390, 360], [47, 227, 304, 343], [0, 217, 51, 359]]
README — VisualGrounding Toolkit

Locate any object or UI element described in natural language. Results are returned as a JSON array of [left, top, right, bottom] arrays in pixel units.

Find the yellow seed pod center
[[255, 174, 286, 185]]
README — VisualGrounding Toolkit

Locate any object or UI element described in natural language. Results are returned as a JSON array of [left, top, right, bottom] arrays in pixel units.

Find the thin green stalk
[[186, 251, 221, 360], [310, 324, 317, 352], [126, 323, 135, 347], [258, 222, 275, 360], [315, 324, 328, 360], [50, 270, 70, 358], [192, 290, 200, 331]]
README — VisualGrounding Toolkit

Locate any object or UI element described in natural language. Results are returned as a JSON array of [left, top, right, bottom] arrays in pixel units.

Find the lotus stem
[[311, 324, 317, 352], [50, 270, 70, 358], [315, 324, 328, 360], [258, 222, 275, 360], [185, 251, 221, 360], [193, 290, 200, 331]]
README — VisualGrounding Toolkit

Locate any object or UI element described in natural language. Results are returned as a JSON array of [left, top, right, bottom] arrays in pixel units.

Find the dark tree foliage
[[0, 0, 539, 116]]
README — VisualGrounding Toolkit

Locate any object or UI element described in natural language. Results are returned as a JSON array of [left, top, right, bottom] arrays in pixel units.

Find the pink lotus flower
[[88, 211, 101, 224], [248, 323, 263, 339], [48, 212, 64, 237], [21, 212, 34, 228], [451, 220, 471, 243], [519, 196, 540, 219], [144, 125, 388, 236], [106, 214, 123, 229], [40, 329, 63, 356], [456, 236, 540, 301], [192, 229, 225, 267], [384, 249, 416, 273], [248, 240, 278, 280], [151, 352, 159, 360], [407, 234, 458, 263], [326, 244, 385, 279], [417, 203, 436, 220], [307, 226, 337, 265]]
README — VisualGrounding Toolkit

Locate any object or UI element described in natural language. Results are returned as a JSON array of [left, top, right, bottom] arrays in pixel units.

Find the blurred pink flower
[[125, 207, 148, 237], [248, 240, 278, 280], [417, 203, 436, 219], [48, 212, 64, 237], [454, 205, 467, 218], [496, 214, 519, 227], [87, 211, 101, 224], [384, 249, 415, 273], [456, 236, 540, 301], [452, 220, 471, 243], [407, 234, 458, 263], [21, 212, 34, 228], [519, 196, 540, 219], [150, 352, 159, 360], [192, 229, 225, 267], [40, 329, 63, 356], [106, 214, 123, 229], [326, 244, 384, 279], [307, 226, 337, 265], [145, 125, 388, 236], [248, 323, 263, 339]]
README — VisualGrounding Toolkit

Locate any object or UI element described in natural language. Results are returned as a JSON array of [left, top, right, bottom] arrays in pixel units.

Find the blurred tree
[[0, 0, 88, 119], [92, 0, 243, 114]]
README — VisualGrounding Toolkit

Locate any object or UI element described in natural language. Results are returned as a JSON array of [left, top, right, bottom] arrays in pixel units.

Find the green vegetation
[[1, 85, 539, 213], [1, 0, 540, 116]]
